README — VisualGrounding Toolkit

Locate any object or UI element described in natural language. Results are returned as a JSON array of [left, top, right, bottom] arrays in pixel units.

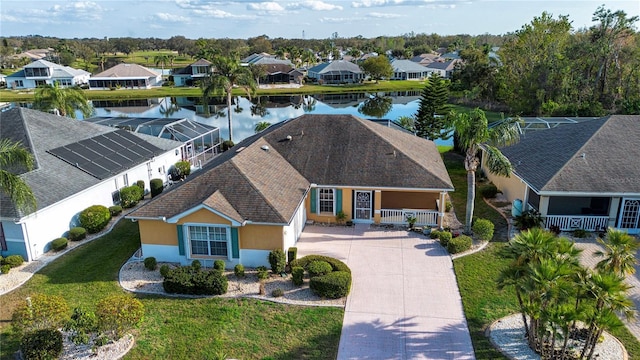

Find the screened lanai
[[86, 116, 221, 166]]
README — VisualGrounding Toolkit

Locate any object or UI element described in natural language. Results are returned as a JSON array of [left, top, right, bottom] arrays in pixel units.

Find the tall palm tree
[[202, 55, 257, 142], [0, 139, 36, 214], [594, 227, 639, 276], [34, 83, 93, 119], [154, 54, 169, 77], [452, 109, 520, 232]]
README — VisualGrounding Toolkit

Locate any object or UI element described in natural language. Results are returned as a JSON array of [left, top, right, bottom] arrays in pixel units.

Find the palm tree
[[594, 227, 639, 276], [0, 139, 36, 214], [254, 121, 271, 133], [202, 55, 257, 142], [34, 83, 92, 119], [154, 54, 169, 77], [452, 109, 520, 232]]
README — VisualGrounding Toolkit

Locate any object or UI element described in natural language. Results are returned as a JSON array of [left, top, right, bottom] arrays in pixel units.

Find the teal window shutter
[[336, 189, 342, 213], [231, 228, 239, 259], [177, 225, 185, 256], [310, 188, 317, 214]]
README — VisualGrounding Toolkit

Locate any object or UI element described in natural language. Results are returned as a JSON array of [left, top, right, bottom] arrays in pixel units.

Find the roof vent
[[286, 135, 293, 141], [261, 145, 270, 151], [235, 146, 246, 153]]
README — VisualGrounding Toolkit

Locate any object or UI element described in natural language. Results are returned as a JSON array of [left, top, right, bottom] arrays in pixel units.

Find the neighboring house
[[390, 59, 429, 81], [410, 53, 441, 66], [0, 108, 183, 261], [127, 114, 454, 268], [260, 63, 303, 84], [424, 60, 459, 79], [8, 48, 52, 62], [85, 116, 221, 167], [6, 60, 90, 89], [307, 61, 364, 84], [172, 59, 212, 87], [242, 53, 293, 67], [483, 115, 640, 234], [89, 63, 161, 90]]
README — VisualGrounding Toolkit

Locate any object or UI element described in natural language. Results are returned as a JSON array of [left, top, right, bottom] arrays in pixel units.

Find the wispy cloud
[[155, 12, 190, 22], [368, 11, 401, 18], [247, 2, 286, 12], [351, 0, 459, 8], [288, 1, 343, 11]]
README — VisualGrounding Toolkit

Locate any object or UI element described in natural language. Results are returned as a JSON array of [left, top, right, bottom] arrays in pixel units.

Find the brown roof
[[129, 114, 453, 224]]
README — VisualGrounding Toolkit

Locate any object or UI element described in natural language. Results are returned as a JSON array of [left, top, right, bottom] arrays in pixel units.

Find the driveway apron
[[297, 224, 475, 360]]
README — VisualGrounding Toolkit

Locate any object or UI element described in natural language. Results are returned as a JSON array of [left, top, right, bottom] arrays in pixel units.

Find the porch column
[[373, 190, 382, 224], [608, 197, 621, 228], [539, 196, 550, 217], [438, 191, 447, 229]]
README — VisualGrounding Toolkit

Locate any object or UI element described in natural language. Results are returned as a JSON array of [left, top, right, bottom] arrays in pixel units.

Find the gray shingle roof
[[501, 115, 640, 194], [129, 114, 453, 224], [391, 59, 427, 73], [0, 108, 181, 219], [92, 63, 159, 78], [308, 61, 362, 74]]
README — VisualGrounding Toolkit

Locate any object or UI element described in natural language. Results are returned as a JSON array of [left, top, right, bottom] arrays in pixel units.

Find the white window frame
[[318, 188, 335, 215], [185, 224, 231, 260]]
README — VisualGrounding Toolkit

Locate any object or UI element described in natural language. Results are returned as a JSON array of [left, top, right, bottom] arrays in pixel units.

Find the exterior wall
[[138, 220, 177, 245], [1, 221, 28, 260], [239, 250, 271, 267], [178, 209, 231, 225], [306, 187, 353, 224], [381, 191, 439, 209], [283, 200, 306, 251], [482, 154, 528, 205], [239, 225, 283, 250], [373, 190, 382, 223]]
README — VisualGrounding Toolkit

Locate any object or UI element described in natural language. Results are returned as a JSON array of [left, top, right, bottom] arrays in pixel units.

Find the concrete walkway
[[297, 224, 475, 360]]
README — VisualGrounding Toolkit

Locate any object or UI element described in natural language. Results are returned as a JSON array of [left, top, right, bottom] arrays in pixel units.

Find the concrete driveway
[[297, 224, 475, 360]]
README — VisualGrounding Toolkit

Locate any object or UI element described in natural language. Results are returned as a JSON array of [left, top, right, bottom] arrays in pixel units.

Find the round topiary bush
[[159, 264, 171, 278], [268, 249, 286, 274], [292, 266, 304, 286], [214, 259, 225, 271], [472, 218, 494, 241], [120, 185, 144, 208], [271, 288, 284, 297], [310, 271, 352, 299], [150, 178, 164, 198], [307, 260, 333, 278], [108, 205, 123, 217], [234, 264, 245, 277], [290, 255, 351, 274], [447, 235, 473, 254], [79, 205, 111, 234], [51, 237, 68, 251], [439, 231, 452, 247], [144, 257, 157, 271], [68, 227, 87, 242], [20, 328, 63, 360]]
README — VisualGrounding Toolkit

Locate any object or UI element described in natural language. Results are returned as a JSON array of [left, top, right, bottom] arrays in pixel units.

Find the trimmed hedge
[[214, 260, 225, 270], [150, 178, 164, 198], [162, 266, 228, 295], [144, 257, 157, 271], [1, 265, 10, 274], [310, 271, 352, 299], [68, 227, 87, 242], [447, 235, 473, 254], [2, 254, 24, 268], [234, 264, 245, 277], [290, 255, 351, 274], [120, 185, 144, 208], [79, 205, 111, 234], [175, 161, 191, 177], [472, 218, 494, 241], [108, 205, 122, 217], [159, 265, 170, 278], [292, 266, 304, 286], [51, 237, 68, 251], [287, 247, 297, 264], [268, 249, 286, 274], [439, 231, 452, 247], [20, 329, 63, 360], [307, 260, 333, 278]]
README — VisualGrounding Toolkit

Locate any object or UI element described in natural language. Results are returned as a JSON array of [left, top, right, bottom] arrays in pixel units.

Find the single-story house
[[390, 59, 429, 81], [0, 108, 183, 261], [172, 59, 212, 87], [89, 63, 161, 90], [307, 61, 364, 84], [424, 60, 459, 79], [483, 115, 640, 234], [127, 114, 454, 268], [260, 63, 303, 84], [6, 59, 90, 89], [410, 53, 442, 66]]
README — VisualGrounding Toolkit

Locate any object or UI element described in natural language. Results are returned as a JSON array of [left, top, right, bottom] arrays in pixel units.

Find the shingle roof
[[173, 59, 211, 75], [91, 63, 159, 78], [501, 115, 640, 194], [391, 59, 428, 73], [7, 60, 89, 78], [425, 60, 457, 71], [129, 114, 453, 224], [308, 61, 362, 74], [0, 108, 181, 219]]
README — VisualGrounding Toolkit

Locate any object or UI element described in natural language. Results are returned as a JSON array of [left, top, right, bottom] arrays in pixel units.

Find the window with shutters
[[187, 225, 229, 257], [318, 188, 335, 214]]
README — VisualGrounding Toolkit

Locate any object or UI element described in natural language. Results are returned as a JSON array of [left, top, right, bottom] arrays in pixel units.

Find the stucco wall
[[178, 208, 231, 225], [138, 220, 177, 245], [239, 225, 283, 250]]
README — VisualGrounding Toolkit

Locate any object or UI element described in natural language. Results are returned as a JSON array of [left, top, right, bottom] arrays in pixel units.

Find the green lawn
[[0, 220, 343, 360]]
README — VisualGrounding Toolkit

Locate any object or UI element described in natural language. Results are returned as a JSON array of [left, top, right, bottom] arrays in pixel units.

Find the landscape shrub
[[310, 271, 352, 299], [256, 266, 269, 280], [12, 294, 69, 336], [307, 260, 333, 278], [144, 257, 157, 271], [68, 227, 87, 241], [268, 249, 286, 274], [175, 161, 191, 177], [573, 228, 588, 238], [447, 235, 473, 254], [162, 266, 228, 295], [159, 264, 171, 278], [135, 180, 145, 197], [514, 209, 544, 230], [290, 255, 351, 274], [108, 205, 122, 217], [64, 307, 97, 345], [214, 259, 225, 271], [150, 178, 164, 198], [1, 265, 10, 274], [51, 237, 68, 251], [120, 185, 144, 208], [271, 288, 284, 297], [2, 254, 25, 268], [292, 266, 304, 286], [445, 200, 452, 212], [439, 231, 452, 247], [20, 328, 63, 360], [472, 218, 495, 241], [79, 205, 111, 234], [191, 260, 201, 271], [430, 230, 441, 239], [96, 295, 144, 339], [287, 247, 297, 265], [222, 140, 235, 151], [234, 264, 245, 277], [480, 184, 499, 199]]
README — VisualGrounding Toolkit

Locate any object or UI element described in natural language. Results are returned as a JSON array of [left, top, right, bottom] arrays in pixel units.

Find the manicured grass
[[0, 220, 342, 360]]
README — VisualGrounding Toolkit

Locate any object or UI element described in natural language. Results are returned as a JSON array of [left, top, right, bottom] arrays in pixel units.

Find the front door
[[618, 198, 640, 234], [354, 190, 372, 222]]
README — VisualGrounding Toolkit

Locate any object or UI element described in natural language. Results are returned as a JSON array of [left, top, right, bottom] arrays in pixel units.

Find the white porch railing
[[380, 209, 439, 227], [544, 215, 609, 231]]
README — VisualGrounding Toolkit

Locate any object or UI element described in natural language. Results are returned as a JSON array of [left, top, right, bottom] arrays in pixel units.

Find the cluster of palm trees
[[498, 227, 637, 359]]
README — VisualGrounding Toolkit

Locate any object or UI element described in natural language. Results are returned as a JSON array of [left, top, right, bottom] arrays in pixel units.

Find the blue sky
[[1, 1, 638, 39]]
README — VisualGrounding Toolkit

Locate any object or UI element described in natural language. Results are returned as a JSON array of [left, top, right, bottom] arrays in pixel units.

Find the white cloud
[[156, 13, 190, 22], [351, 0, 460, 8], [368, 12, 401, 18], [49, 1, 105, 21], [192, 8, 255, 19], [319, 16, 364, 23], [288, 1, 343, 11], [247, 2, 285, 11]]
